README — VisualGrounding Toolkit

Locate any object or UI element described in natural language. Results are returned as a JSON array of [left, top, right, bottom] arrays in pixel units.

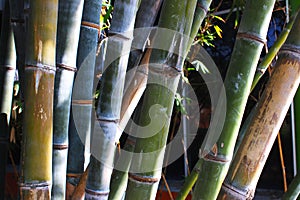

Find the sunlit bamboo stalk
[[219, 10, 300, 199], [51, 0, 84, 198], [19, 0, 58, 198]]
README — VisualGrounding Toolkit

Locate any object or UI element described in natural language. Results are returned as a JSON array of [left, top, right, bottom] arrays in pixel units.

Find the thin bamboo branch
[[282, 172, 300, 200]]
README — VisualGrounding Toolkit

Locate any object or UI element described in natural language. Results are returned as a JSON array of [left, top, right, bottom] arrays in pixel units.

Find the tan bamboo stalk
[[191, 0, 276, 199], [218, 10, 300, 200], [19, 0, 58, 198]]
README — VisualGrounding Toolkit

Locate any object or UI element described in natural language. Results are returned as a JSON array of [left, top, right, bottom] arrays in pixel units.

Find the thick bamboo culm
[[218, 11, 300, 200], [19, 0, 58, 199], [66, 0, 101, 199], [124, 0, 197, 199], [52, 0, 84, 199], [191, 0, 276, 199], [85, 0, 140, 199], [0, 0, 16, 198]]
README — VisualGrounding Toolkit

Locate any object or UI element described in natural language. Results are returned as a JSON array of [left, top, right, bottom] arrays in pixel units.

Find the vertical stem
[[52, 0, 84, 199], [66, 0, 101, 198], [19, 0, 58, 198], [192, 0, 276, 199]]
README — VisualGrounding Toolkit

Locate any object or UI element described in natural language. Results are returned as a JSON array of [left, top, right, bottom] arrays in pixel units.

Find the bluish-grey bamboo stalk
[[51, 0, 84, 199], [108, 0, 163, 198], [124, 0, 197, 199], [0, 0, 16, 198], [19, 0, 58, 198], [66, 0, 101, 199], [85, 0, 140, 199], [191, 0, 276, 199]]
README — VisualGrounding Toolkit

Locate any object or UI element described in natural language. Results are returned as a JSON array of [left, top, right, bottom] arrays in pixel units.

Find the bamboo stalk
[[85, 1, 140, 199], [219, 10, 300, 199], [282, 172, 300, 200], [66, 0, 101, 198], [108, 2, 163, 198], [124, 0, 197, 199], [19, 0, 58, 198], [0, 1, 16, 197], [51, 0, 84, 199], [192, 1, 276, 199]]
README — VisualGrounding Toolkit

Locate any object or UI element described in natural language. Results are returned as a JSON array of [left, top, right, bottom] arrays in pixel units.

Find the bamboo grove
[[0, 0, 300, 199]]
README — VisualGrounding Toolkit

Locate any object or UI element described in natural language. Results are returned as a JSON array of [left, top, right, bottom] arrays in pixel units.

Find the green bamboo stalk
[[108, 1, 163, 198], [51, 0, 84, 199], [124, 1, 197, 199], [282, 172, 300, 200], [0, 0, 16, 198], [19, 0, 58, 198], [85, 0, 140, 199], [219, 10, 300, 200], [66, 0, 101, 198], [174, 2, 214, 199], [191, 1, 276, 199]]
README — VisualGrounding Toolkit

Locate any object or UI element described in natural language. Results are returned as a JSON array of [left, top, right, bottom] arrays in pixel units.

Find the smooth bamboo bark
[[108, 1, 163, 198], [19, 0, 58, 198], [124, 0, 197, 199], [52, 0, 84, 199], [282, 172, 300, 200], [0, 0, 16, 198], [218, 11, 300, 200], [192, 1, 275, 199], [85, 0, 140, 199], [66, 0, 101, 199]]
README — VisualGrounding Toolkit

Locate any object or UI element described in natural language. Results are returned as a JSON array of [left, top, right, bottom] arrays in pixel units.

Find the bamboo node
[[85, 188, 109, 196], [280, 44, 300, 57], [222, 182, 254, 200], [81, 21, 100, 31], [236, 32, 267, 45], [56, 63, 77, 72], [0, 65, 15, 71], [25, 64, 56, 72], [53, 144, 68, 150], [128, 173, 159, 184], [10, 18, 25, 24], [197, 3, 208, 13]]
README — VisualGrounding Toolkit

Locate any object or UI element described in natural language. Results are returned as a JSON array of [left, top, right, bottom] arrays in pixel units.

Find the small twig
[[161, 173, 174, 200], [277, 132, 288, 192]]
